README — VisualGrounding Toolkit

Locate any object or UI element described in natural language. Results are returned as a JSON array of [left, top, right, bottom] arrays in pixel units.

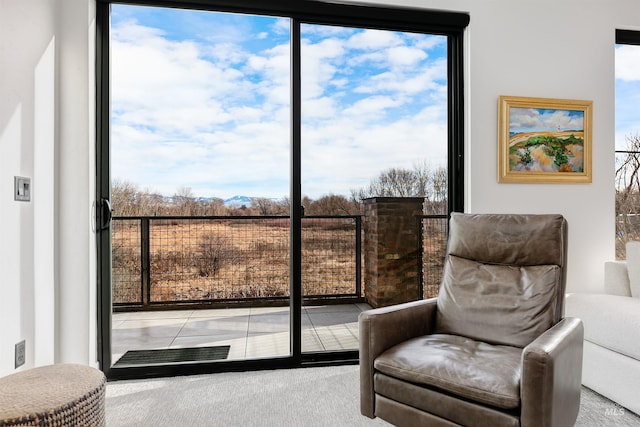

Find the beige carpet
[[106, 365, 640, 426]]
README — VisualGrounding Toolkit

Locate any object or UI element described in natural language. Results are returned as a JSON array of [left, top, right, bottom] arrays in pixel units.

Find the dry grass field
[[112, 216, 447, 305], [112, 218, 360, 304]]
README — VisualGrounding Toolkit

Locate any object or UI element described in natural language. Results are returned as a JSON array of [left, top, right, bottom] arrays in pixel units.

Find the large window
[[615, 30, 640, 258], [96, 0, 468, 378]]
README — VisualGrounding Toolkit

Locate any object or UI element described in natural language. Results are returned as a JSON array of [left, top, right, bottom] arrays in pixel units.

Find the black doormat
[[114, 345, 230, 366]]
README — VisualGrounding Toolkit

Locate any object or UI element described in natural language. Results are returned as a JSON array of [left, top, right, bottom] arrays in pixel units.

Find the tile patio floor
[[112, 303, 371, 364]]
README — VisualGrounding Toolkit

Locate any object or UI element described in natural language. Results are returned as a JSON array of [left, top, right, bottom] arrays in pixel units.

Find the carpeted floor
[[106, 365, 640, 426]]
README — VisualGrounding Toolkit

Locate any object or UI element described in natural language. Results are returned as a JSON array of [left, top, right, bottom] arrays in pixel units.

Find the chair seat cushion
[[374, 334, 522, 409]]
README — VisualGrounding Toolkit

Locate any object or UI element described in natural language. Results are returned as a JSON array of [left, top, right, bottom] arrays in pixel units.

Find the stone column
[[363, 197, 423, 308]]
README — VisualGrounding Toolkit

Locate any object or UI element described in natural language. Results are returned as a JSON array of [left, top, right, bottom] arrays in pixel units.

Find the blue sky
[[616, 44, 640, 151], [110, 5, 448, 200], [111, 5, 640, 200]]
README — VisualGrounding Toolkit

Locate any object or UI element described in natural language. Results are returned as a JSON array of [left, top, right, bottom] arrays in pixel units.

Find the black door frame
[[96, 0, 468, 380]]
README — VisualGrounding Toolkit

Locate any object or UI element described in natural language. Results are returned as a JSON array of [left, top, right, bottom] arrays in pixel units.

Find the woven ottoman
[[0, 364, 106, 426]]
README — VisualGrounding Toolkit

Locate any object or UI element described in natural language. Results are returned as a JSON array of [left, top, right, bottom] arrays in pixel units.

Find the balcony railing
[[111, 214, 448, 310], [418, 214, 448, 299], [112, 215, 362, 308]]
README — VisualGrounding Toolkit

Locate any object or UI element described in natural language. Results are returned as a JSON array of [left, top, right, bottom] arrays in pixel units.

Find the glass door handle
[[100, 198, 112, 230]]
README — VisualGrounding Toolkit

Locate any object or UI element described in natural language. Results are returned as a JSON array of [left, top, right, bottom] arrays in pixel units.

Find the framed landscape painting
[[498, 96, 592, 183]]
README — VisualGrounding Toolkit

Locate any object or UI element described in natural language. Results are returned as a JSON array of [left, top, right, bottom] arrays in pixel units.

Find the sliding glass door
[[96, 0, 467, 378], [106, 5, 293, 369], [299, 24, 449, 353]]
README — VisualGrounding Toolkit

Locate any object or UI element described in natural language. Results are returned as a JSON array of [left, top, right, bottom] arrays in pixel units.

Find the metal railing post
[[141, 218, 151, 307], [417, 216, 424, 300], [355, 216, 362, 298]]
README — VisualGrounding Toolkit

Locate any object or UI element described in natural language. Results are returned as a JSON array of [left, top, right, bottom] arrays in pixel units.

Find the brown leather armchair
[[359, 213, 583, 427]]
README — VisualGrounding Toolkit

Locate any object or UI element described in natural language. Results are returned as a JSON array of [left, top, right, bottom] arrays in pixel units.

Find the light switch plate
[[14, 176, 31, 202]]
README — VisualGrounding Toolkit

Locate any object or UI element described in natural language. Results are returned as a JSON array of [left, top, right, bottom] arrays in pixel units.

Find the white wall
[[57, 0, 97, 366], [0, 0, 96, 377], [0, 0, 639, 376], [1, 0, 58, 376]]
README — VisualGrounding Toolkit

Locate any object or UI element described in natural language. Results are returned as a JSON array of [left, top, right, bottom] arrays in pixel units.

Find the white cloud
[[343, 95, 404, 117], [111, 12, 449, 199], [273, 18, 291, 35], [246, 43, 290, 106], [301, 37, 346, 99], [302, 97, 338, 119], [616, 83, 640, 149], [301, 107, 447, 197], [347, 29, 402, 50], [386, 46, 427, 66], [615, 45, 640, 148], [357, 58, 445, 96], [411, 34, 444, 51], [112, 23, 253, 137], [616, 45, 640, 81]]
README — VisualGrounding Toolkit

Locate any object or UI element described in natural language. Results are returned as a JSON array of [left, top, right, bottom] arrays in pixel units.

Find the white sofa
[[565, 242, 640, 415]]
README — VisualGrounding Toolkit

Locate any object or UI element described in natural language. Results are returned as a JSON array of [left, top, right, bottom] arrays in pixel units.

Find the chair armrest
[[604, 260, 631, 296], [521, 317, 584, 427], [358, 298, 438, 418]]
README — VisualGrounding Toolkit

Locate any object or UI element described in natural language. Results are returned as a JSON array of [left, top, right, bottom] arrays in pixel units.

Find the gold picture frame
[[498, 95, 592, 183]]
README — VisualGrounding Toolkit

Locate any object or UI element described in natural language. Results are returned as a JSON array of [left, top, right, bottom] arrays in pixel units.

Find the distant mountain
[[224, 195, 252, 207]]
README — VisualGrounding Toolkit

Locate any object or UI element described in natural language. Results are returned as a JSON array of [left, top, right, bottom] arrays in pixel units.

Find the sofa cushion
[[604, 261, 632, 297], [565, 293, 640, 361], [436, 255, 559, 347], [374, 334, 522, 410], [626, 241, 640, 297]]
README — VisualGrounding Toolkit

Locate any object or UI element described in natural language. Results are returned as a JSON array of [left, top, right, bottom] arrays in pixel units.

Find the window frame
[[96, 0, 468, 379], [615, 29, 640, 259], [617, 29, 640, 46]]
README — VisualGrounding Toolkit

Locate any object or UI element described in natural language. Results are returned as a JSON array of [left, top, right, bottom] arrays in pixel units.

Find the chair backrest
[[435, 213, 567, 348]]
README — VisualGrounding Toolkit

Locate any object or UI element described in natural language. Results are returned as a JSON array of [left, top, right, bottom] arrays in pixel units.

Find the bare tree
[[111, 179, 139, 216], [251, 197, 288, 215], [615, 134, 640, 258], [198, 198, 226, 216], [425, 166, 448, 215], [305, 194, 359, 216], [112, 162, 449, 219], [351, 163, 448, 214], [112, 180, 172, 216], [173, 186, 196, 215]]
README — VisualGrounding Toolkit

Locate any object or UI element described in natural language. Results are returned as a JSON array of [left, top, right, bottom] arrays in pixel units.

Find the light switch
[[14, 176, 31, 202]]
